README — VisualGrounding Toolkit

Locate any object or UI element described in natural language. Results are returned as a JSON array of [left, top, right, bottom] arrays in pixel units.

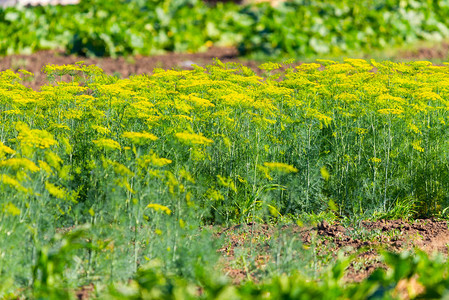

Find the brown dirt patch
[[75, 283, 94, 300], [398, 42, 449, 61], [217, 219, 449, 284]]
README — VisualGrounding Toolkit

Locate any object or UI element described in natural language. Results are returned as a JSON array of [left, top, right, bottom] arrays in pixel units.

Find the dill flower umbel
[[377, 108, 404, 115], [175, 132, 213, 145], [122, 131, 158, 144], [0, 142, 15, 159], [92, 125, 111, 135], [0, 174, 29, 193], [4, 202, 21, 216], [263, 162, 299, 174], [45, 181, 66, 199], [15, 122, 58, 150], [93, 138, 121, 151], [411, 140, 424, 152], [180, 94, 215, 108], [0, 158, 40, 173], [137, 151, 172, 169], [147, 203, 172, 215]]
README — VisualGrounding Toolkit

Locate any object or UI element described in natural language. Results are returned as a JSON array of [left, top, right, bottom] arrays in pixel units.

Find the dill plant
[[2, 59, 449, 295]]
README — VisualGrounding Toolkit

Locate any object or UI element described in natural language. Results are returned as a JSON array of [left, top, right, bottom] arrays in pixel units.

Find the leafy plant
[[1, 0, 449, 58]]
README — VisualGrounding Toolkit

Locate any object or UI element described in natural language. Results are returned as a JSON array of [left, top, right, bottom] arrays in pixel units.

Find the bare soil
[[217, 219, 449, 284], [398, 42, 449, 61]]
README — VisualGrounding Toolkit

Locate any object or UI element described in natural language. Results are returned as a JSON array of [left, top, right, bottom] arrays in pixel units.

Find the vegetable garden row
[[1, 0, 449, 57]]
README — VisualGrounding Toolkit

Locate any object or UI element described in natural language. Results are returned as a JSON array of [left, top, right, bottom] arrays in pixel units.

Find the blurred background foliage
[[1, 0, 449, 58]]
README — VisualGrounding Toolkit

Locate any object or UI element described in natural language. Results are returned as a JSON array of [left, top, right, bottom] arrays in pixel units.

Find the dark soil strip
[[217, 219, 449, 283]]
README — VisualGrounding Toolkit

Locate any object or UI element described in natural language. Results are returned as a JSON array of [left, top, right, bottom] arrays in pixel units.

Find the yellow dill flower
[[48, 123, 71, 132], [408, 61, 433, 69], [336, 93, 358, 103], [175, 132, 213, 145], [92, 125, 111, 135], [391, 77, 421, 89], [411, 102, 429, 113], [361, 82, 388, 97], [64, 109, 83, 120], [172, 114, 193, 122], [412, 140, 424, 152], [408, 123, 422, 134], [217, 175, 237, 192], [296, 63, 321, 72], [315, 59, 338, 66], [130, 100, 155, 110], [93, 138, 121, 151], [353, 128, 368, 135], [114, 162, 134, 177], [172, 98, 193, 114], [0, 158, 40, 172], [179, 168, 195, 183], [58, 165, 72, 181], [179, 79, 219, 90], [0, 174, 29, 193], [45, 181, 66, 199], [320, 166, 330, 181], [181, 94, 215, 108], [377, 108, 404, 115], [220, 92, 254, 108], [122, 131, 158, 144], [306, 109, 333, 127], [152, 69, 186, 78], [165, 171, 180, 195], [102, 158, 134, 177], [38, 160, 53, 175], [60, 137, 73, 155], [12, 94, 36, 106], [114, 178, 135, 194], [259, 62, 282, 71], [206, 188, 225, 201], [0, 141, 15, 158], [18, 69, 34, 77], [325, 63, 355, 74], [263, 85, 294, 98], [58, 83, 88, 94], [281, 76, 317, 89], [42, 63, 84, 75], [370, 157, 382, 163], [146, 115, 162, 124], [0, 69, 21, 82], [138, 151, 172, 168], [4, 202, 21, 216], [263, 162, 298, 174], [15, 122, 58, 150], [191, 148, 210, 161], [3, 109, 22, 116], [147, 203, 172, 215], [45, 151, 63, 170], [377, 94, 405, 105], [147, 169, 163, 179], [343, 58, 372, 72], [415, 89, 442, 101]]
